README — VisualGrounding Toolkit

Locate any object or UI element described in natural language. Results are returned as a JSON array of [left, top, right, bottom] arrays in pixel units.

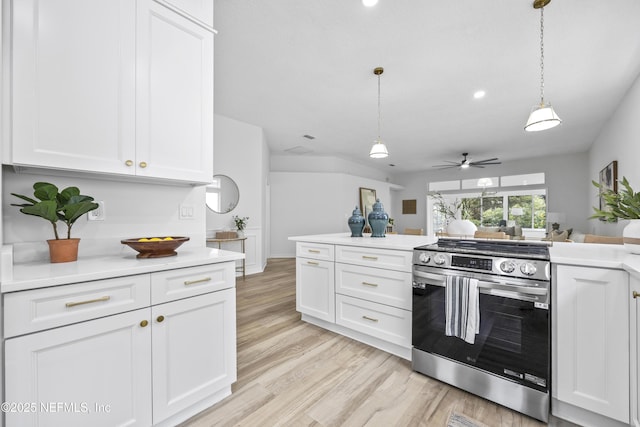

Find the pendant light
[[369, 67, 389, 158], [524, 0, 562, 132]]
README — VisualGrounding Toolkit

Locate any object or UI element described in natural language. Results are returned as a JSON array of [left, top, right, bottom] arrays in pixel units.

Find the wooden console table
[[206, 237, 247, 279]]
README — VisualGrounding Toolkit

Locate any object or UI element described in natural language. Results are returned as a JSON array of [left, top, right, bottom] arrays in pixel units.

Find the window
[[427, 189, 547, 236]]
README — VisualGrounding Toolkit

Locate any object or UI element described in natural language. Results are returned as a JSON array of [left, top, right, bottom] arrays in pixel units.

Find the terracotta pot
[[47, 238, 80, 263]]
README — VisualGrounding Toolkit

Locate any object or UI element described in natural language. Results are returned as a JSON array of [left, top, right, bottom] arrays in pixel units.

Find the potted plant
[[11, 182, 99, 263], [590, 176, 640, 253], [430, 192, 477, 236], [232, 215, 249, 237]]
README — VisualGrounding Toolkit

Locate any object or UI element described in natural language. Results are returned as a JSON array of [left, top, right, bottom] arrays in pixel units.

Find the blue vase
[[348, 206, 365, 237], [368, 199, 389, 238]]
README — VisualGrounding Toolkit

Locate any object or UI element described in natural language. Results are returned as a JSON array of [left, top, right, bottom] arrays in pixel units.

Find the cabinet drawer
[[151, 262, 235, 304], [336, 294, 411, 347], [335, 263, 411, 310], [296, 242, 334, 261], [4, 275, 151, 338], [335, 245, 412, 272]]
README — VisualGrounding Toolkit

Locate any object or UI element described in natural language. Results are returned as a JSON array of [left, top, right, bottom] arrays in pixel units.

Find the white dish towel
[[445, 275, 480, 344]]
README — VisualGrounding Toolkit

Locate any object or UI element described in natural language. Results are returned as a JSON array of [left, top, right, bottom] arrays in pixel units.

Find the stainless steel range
[[412, 238, 551, 422]]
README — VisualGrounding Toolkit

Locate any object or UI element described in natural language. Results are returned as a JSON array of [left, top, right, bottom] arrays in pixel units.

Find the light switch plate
[[179, 204, 195, 220]]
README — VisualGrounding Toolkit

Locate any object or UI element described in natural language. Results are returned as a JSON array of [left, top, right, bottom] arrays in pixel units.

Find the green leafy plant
[[11, 182, 99, 239], [590, 176, 640, 222], [232, 215, 249, 231], [430, 192, 468, 222]]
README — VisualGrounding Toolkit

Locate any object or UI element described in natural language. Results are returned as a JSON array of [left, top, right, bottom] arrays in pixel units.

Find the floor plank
[[180, 258, 575, 427]]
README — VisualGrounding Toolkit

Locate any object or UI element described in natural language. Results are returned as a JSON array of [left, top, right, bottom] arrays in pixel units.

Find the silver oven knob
[[500, 261, 516, 273], [433, 253, 446, 265], [419, 253, 431, 264], [520, 262, 537, 276]]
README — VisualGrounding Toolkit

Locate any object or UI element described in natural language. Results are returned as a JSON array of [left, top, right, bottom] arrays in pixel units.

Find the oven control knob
[[500, 261, 516, 273], [520, 262, 537, 276], [419, 253, 431, 264], [433, 254, 446, 265]]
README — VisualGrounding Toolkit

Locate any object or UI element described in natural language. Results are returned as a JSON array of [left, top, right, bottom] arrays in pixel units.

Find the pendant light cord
[[539, 6, 545, 106], [377, 73, 382, 142]]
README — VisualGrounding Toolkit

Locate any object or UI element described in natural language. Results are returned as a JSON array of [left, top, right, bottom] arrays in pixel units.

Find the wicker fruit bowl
[[121, 236, 190, 258]]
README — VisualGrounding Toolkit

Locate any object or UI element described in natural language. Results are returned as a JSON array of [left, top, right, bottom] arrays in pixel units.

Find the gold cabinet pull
[[140, 320, 149, 327], [308, 249, 321, 253], [362, 255, 378, 261], [139, 161, 148, 168], [307, 261, 319, 266], [634, 291, 640, 299], [362, 282, 378, 287], [157, 315, 165, 323], [65, 295, 111, 308], [362, 315, 379, 322], [184, 277, 212, 286], [125, 160, 134, 167]]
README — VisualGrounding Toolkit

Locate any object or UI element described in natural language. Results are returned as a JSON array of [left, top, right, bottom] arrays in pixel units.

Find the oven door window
[[413, 284, 549, 391]]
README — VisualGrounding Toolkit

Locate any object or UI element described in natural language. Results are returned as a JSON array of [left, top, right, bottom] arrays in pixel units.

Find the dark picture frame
[[359, 187, 377, 219], [598, 160, 618, 221]]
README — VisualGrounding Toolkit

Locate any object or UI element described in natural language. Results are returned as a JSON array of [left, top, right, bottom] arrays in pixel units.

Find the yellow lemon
[[163, 237, 174, 241], [138, 238, 150, 242], [149, 237, 162, 241]]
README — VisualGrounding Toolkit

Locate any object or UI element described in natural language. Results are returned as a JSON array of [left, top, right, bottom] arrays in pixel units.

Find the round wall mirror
[[206, 175, 240, 213]]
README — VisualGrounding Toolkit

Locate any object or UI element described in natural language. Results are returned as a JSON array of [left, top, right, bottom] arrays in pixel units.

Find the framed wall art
[[598, 160, 618, 220], [359, 187, 377, 218]]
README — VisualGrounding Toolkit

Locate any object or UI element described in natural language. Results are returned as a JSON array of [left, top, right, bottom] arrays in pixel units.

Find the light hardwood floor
[[181, 258, 575, 427]]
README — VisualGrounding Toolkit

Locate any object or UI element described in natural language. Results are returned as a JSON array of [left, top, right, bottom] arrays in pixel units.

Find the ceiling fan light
[[524, 103, 562, 132], [460, 163, 470, 169], [369, 140, 389, 158]]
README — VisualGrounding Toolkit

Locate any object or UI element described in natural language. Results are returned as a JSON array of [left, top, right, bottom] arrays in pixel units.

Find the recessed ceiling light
[[473, 90, 486, 99], [303, 134, 315, 140], [362, 0, 378, 7]]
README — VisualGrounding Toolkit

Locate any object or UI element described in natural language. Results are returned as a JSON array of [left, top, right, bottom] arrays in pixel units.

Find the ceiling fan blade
[[432, 164, 460, 169], [471, 162, 501, 166], [471, 157, 499, 164], [470, 164, 485, 168]]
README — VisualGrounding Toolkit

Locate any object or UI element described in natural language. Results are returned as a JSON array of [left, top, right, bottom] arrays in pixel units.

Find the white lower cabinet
[[3, 263, 236, 427], [295, 242, 412, 359], [553, 264, 629, 425], [152, 289, 236, 424], [5, 309, 152, 427], [296, 248, 335, 322]]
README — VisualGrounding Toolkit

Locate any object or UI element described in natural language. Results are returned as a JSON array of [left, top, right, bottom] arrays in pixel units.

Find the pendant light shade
[[369, 67, 389, 158], [369, 140, 389, 158], [525, 103, 562, 132], [525, 0, 562, 132]]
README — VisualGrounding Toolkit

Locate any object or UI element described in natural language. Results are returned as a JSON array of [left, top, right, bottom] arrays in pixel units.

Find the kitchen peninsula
[[289, 232, 433, 360], [0, 247, 243, 427]]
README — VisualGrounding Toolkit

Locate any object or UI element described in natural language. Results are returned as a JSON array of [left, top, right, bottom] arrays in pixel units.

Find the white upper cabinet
[[8, 0, 213, 184], [11, 0, 137, 175], [136, 0, 213, 183], [155, 0, 213, 27]]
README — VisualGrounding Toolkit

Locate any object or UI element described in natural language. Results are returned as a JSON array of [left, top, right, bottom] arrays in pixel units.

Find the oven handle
[[413, 270, 548, 297]]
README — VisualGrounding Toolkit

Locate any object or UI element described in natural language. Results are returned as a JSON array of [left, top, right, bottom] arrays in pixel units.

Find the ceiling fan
[[432, 153, 501, 169]]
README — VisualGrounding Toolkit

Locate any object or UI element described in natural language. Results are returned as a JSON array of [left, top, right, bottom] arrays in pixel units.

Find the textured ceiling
[[213, 0, 640, 173]]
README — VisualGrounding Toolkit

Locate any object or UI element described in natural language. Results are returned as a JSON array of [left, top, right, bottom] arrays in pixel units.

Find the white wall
[[589, 72, 640, 236], [391, 151, 590, 235], [207, 114, 267, 274], [269, 171, 396, 257], [271, 154, 397, 183], [2, 167, 206, 262]]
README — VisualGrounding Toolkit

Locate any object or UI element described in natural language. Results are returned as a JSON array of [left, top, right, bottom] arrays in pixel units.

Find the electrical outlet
[[179, 204, 195, 220], [87, 201, 106, 221]]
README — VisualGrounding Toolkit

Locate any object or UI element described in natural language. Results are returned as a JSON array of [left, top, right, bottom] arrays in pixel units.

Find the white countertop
[[2, 248, 245, 293], [289, 232, 436, 251], [549, 241, 640, 276]]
